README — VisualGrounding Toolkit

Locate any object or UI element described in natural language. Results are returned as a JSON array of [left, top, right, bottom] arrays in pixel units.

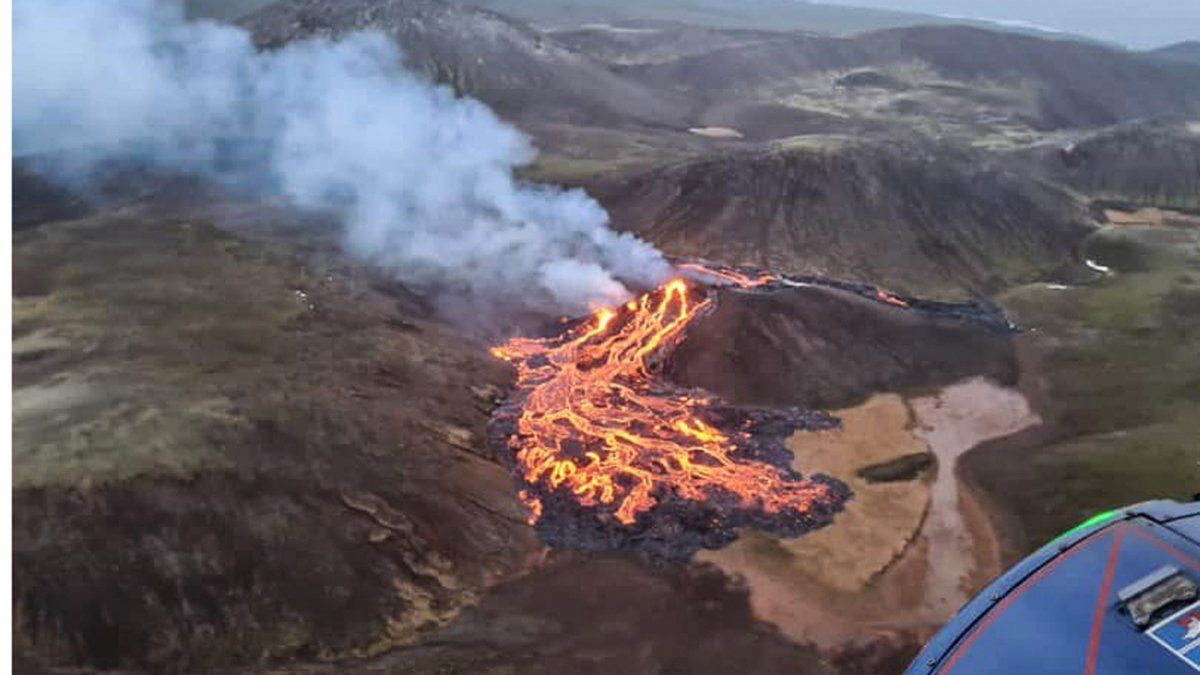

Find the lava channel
[[489, 272, 852, 556]]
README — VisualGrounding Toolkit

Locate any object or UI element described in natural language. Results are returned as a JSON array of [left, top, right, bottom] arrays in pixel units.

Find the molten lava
[[491, 274, 846, 532]]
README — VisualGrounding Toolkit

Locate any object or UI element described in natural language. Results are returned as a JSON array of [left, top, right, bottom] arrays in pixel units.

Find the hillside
[[240, 0, 688, 128], [238, 0, 1185, 299], [618, 25, 1200, 133], [449, 0, 945, 33], [587, 139, 1094, 298], [238, 2, 1200, 165], [12, 169, 537, 669], [1145, 40, 1200, 66], [1024, 121, 1200, 212], [667, 282, 1015, 409], [445, 0, 1093, 43]]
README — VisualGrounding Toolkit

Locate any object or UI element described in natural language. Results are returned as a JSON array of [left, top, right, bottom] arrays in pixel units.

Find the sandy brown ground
[[698, 378, 1039, 656], [1104, 207, 1200, 228], [908, 378, 1039, 617], [704, 395, 931, 595], [687, 126, 745, 139]]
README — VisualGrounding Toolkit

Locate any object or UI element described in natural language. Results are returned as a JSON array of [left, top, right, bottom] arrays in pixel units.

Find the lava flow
[[490, 271, 851, 555]]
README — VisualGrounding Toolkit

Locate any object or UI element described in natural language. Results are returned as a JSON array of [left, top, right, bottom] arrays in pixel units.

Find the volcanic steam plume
[[12, 0, 670, 321]]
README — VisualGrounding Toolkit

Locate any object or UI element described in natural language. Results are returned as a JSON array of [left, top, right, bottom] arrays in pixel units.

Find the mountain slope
[[667, 283, 1015, 409], [447, 0, 1089, 42], [619, 25, 1200, 132], [11, 172, 536, 669], [241, 0, 689, 128], [588, 139, 1094, 297], [1030, 121, 1200, 211], [1145, 41, 1200, 66]]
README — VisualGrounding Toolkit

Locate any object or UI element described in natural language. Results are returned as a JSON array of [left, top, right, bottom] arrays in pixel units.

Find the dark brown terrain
[[1022, 120, 1200, 212], [15, 0, 1200, 672], [12, 171, 537, 669], [667, 283, 1015, 409], [589, 141, 1093, 297], [242, 0, 690, 128]]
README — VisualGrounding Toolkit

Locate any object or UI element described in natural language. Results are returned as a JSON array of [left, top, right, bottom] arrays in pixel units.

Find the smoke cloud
[[13, 0, 671, 320]]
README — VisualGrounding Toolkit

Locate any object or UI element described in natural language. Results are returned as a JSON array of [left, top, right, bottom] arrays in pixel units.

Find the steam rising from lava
[[491, 273, 851, 555], [13, 0, 670, 319]]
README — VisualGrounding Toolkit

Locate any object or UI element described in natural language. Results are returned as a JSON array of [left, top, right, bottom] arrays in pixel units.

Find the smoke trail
[[12, 0, 671, 319]]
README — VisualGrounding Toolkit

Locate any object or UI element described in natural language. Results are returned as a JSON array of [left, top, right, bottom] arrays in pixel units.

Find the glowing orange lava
[[492, 275, 840, 527], [677, 262, 778, 288]]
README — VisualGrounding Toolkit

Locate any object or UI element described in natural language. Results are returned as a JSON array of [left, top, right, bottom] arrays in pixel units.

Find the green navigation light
[[1055, 508, 1123, 542]]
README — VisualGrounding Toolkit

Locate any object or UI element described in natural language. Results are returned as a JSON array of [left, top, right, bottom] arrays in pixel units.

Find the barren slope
[[1025, 121, 1200, 212], [620, 25, 1200, 135], [666, 283, 1015, 409], [12, 170, 537, 670], [241, 0, 688, 128], [589, 140, 1094, 298]]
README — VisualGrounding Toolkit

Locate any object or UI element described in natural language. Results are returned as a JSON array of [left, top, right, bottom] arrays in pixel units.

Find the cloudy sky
[[816, 0, 1199, 48]]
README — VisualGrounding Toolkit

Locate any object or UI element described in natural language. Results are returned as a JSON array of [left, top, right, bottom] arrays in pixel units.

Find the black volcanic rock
[[490, 392, 850, 559]]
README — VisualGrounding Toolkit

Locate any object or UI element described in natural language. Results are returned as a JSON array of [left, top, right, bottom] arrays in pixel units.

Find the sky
[[815, 0, 1200, 49]]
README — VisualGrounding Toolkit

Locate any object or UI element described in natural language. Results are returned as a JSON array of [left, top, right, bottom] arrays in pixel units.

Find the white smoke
[[13, 0, 671, 319]]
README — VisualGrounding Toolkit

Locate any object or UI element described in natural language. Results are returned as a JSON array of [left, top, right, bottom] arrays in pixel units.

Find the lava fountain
[[490, 268, 852, 556]]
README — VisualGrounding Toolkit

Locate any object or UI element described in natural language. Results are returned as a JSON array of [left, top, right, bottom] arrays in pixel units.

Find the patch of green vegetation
[[12, 217, 303, 488], [521, 154, 631, 183], [856, 452, 935, 483], [1092, 190, 1200, 213], [773, 134, 856, 154], [13, 392, 236, 489], [981, 225, 1200, 548]]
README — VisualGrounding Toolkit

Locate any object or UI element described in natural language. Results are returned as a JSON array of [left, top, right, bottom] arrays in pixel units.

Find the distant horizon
[[810, 0, 1200, 49], [185, 0, 1200, 50]]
